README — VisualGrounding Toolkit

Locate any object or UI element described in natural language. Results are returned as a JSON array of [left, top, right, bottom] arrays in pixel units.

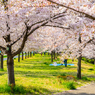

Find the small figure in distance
[[64, 59, 67, 67]]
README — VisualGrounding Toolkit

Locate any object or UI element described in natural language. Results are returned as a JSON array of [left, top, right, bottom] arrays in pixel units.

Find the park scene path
[[53, 82, 95, 95]]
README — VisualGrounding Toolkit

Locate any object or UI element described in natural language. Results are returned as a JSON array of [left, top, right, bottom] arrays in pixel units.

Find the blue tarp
[[49, 63, 74, 66]]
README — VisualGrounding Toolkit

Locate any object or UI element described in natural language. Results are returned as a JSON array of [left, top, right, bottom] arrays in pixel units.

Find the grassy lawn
[[0, 54, 95, 95]]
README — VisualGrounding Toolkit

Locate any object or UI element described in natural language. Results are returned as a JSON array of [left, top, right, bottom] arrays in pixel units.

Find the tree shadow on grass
[[15, 70, 77, 78], [0, 73, 5, 76], [0, 84, 55, 95], [15, 65, 64, 70]]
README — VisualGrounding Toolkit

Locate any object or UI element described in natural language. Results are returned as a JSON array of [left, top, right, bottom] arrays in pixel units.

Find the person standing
[[64, 59, 67, 67]]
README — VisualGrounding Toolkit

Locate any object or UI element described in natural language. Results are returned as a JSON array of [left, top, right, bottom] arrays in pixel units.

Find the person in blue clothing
[[64, 59, 67, 67]]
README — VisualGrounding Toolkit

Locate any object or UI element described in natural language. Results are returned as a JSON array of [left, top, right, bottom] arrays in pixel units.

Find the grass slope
[[0, 54, 95, 95]]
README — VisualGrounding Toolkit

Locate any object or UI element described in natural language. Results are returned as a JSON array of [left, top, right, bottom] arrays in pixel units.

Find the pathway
[[53, 82, 95, 95]]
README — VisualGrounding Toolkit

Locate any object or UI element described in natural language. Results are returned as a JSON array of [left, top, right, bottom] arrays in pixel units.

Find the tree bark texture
[[33, 52, 35, 56], [94, 58, 95, 65], [18, 53, 20, 62], [51, 51, 53, 62], [28, 52, 29, 58], [77, 56, 82, 79], [53, 50, 55, 60], [0, 54, 3, 69], [25, 52, 27, 59], [7, 57, 15, 85], [30, 52, 32, 57], [22, 52, 23, 60]]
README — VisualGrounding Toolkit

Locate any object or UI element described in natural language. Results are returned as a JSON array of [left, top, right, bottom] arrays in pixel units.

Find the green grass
[[0, 53, 95, 95]]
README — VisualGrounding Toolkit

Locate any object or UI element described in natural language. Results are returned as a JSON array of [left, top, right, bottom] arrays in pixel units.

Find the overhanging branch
[[44, 25, 70, 29], [0, 46, 6, 51], [47, 0, 95, 20], [83, 37, 95, 48]]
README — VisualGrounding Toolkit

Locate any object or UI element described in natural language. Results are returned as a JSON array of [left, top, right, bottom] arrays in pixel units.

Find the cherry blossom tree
[[46, 0, 95, 79], [0, 0, 69, 85]]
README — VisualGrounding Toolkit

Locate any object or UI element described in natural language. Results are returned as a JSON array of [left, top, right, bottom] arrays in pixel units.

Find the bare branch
[[44, 25, 70, 29], [10, 30, 26, 46], [12, 25, 28, 57], [47, 0, 95, 20], [83, 37, 95, 48], [0, 45, 6, 51], [27, 10, 67, 36], [27, 21, 48, 36]]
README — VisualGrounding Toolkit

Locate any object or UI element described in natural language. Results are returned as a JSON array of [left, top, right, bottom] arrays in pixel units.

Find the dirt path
[[53, 82, 95, 95]]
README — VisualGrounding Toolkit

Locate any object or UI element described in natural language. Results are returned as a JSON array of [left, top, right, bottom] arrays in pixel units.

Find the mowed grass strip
[[0, 53, 95, 95]]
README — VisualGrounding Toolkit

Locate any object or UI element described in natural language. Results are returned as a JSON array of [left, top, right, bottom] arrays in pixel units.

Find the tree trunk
[[25, 52, 27, 59], [0, 54, 3, 69], [51, 51, 53, 62], [22, 52, 23, 60], [57, 52, 59, 56], [72, 59, 74, 62], [28, 52, 29, 58], [30, 52, 31, 57], [53, 51, 55, 60], [18, 53, 20, 62], [94, 58, 95, 65], [77, 56, 82, 79], [33, 52, 35, 56], [7, 56, 15, 85]]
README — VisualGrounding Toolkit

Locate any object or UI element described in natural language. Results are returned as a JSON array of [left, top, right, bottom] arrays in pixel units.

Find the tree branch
[[27, 10, 67, 36], [47, 0, 95, 20], [27, 21, 48, 36], [10, 30, 26, 46], [44, 25, 70, 29], [83, 37, 95, 48], [0, 46, 6, 51], [12, 24, 28, 57]]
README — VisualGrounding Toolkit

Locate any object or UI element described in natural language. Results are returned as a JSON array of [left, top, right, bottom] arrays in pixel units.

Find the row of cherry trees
[[0, 0, 94, 85]]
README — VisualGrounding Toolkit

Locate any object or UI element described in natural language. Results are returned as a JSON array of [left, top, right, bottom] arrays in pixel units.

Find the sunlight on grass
[[0, 53, 95, 94]]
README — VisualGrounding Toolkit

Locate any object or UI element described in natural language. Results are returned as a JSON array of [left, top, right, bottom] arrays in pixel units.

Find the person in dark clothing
[[64, 59, 67, 67]]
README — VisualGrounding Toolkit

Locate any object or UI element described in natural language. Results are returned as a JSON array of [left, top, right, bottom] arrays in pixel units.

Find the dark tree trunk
[[48, 53, 49, 55], [0, 54, 3, 69], [1, 55, 3, 69], [7, 56, 15, 85], [55, 53, 57, 59], [77, 56, 82, 79], [72, 59, 74, 62], [25, 52, 27, 59], [53, 50, 55, 60], [22, 52, 23, 60], [94, 58, 95, 65], [30, 52, 32, 57], [18, 53, 20, 62], [77, 33, 82, 79], [57, 52, 59, 56], [33, 52, 35, 56], [51, 51, 53, 62], [28, 52, 29, 58]]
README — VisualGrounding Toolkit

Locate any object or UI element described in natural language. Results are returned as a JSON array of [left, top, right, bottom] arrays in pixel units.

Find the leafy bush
[[0, 84, 29, 94], [88, 68, 94, 70], [0, 69, 4, 71], [63, 81, 76, 89], [82, 76, 88, 81], [82, 57, 94, 64]]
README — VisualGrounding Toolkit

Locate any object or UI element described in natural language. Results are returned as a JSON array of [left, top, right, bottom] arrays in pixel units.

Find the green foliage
[[0, 69, 4, 71], [0, 84, 28, 94], [82, 76, 89, 81], [82, 57, 94, 64], [88, 68, 94, 70], [63, 81, 76, 89], [0, 53, 95, 94]]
